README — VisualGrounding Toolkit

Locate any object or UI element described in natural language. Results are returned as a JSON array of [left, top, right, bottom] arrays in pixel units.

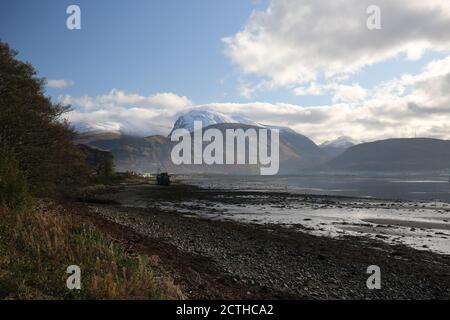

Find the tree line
[[0, 41, 112, 207]]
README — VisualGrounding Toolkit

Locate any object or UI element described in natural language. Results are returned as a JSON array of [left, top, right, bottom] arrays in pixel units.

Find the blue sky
[[0, 0, 268, 104], [1, 0, 450, 142], [0, 0, 439, 105]]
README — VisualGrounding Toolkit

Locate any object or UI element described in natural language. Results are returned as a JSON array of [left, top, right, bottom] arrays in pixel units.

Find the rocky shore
[[78, 183, 450, 299]]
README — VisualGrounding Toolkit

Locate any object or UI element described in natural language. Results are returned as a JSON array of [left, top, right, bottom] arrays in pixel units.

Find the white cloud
[[223, 0, 450, 87], [293, 82, 368, 103], [65, 56, 450, 143], [293, 83, 324, 96], [238, 83, 256, 99], [62, 90, 193, 136], [331, 84, 367, 103], [61, 89, 192, 110], [47, 79, 74, 89], [200, 55, 450, 143]]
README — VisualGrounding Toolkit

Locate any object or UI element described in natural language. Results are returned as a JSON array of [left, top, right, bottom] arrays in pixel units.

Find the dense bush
[[0, 147, 31, 210], [78, 144, 115, 179], [0, 41, 183, 300], [0, 201, 183, 299], [0, 41, 89, 197]]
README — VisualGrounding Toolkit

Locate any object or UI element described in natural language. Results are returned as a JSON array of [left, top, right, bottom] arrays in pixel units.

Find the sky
[[1, 0, 450, 143]]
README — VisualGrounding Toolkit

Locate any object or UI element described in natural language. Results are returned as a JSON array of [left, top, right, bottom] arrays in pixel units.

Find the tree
[[78, 144, 115, 178], [0, 41, 88, 196], [0, 146, 30, 209]]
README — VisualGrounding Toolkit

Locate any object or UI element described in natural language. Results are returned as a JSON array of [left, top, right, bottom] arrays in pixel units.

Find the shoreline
[[178, 174, 450, 206], [98, 180, 450, 255], [76, 182, 450, 299]]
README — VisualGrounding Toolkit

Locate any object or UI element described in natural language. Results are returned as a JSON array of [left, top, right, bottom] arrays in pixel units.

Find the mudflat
[[77, 183, 450, 299]]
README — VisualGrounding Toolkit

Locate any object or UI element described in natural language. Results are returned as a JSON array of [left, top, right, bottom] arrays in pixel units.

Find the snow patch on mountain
[[320, 136, 357, 149], [169, 109, 261, 135], [75, 121, 123, 135]]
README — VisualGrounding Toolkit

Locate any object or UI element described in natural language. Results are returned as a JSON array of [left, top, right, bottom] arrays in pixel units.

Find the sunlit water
[[182, 174, 450, 203], [162, 175, 450, 255]]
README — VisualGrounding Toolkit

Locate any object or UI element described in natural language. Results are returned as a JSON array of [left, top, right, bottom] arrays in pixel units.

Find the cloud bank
[[62, 0, 450, 144], [63, 55, 450, 143], [62, 90, 193, 136], [223, 0, 450, 87], [47, 79, 74, 89]]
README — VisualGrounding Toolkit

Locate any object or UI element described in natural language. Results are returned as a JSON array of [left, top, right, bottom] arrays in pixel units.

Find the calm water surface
[[183, 175, 450, 203]]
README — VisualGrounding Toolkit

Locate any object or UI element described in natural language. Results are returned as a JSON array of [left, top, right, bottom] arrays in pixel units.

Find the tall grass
[[0, 202, 183, 300], [0, 146, 182, 300], [0, 147, 31, 210]]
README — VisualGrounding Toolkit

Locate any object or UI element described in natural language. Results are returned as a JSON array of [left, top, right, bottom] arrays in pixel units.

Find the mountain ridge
[[75, 110, 450, 175], [319, 136, 356, 158], [76, 119, 329, 174], [322, 138, 450, 172]]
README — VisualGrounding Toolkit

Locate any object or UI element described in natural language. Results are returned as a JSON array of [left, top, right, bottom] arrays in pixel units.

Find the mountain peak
[[319, 136, 357, 158], [169, 109, 260, 136], [321, 136, 357, 148]]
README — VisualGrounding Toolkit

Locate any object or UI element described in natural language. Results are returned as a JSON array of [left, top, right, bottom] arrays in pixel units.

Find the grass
[[0, 201, 184, 300]]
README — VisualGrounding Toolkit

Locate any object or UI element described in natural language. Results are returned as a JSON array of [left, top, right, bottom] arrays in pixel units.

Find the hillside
[[323, 138, 450, 172], [320, 136, 356, 158], [76, 122, 329, 174]]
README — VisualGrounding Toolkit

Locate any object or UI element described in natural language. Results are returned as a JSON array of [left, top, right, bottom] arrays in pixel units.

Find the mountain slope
[[265, 125, 326, 162], [169, 110, 259, 136], [76, 132, 172, 173], [320, 136, 356, 158], [76, 125, 328, 174], [76, 110, 331, 174], [187, 123, 305, 174], [170, 110, 327, 162], [323, 138, 450, 172]]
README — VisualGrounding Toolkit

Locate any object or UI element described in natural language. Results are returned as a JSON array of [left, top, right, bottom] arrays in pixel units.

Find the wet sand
[[76, 182, 450, 299], [102, 180, 450, 255], [363, 219, 450, 230]]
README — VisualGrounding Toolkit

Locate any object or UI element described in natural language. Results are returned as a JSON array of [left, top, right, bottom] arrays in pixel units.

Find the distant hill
[[76, 122, 329, 174], [323, 138, 450, 172], [76, 133, 172, 173], [74, 109, 332, 174], [320, 136, 356, 158]]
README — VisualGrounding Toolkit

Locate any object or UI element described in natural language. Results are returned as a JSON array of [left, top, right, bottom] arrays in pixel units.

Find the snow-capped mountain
[[75, 122, 122, 135], [169, 109, 327, 159], [76, 109, 331, 174], [321, 136, 357, 148], [169, 109, 260, 136], [320, 136, 357, 158]]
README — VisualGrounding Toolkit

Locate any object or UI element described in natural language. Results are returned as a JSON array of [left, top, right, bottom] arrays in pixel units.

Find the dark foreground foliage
[[0, 41, 183, 300], [0, 41, 88, 197], [0, 202, 183, 300]]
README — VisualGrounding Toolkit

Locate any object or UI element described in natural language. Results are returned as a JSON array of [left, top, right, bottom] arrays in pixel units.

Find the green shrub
[[0, 202, 184, 300], [0, 41, 89, 197], [0, 147, 31, 210]]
